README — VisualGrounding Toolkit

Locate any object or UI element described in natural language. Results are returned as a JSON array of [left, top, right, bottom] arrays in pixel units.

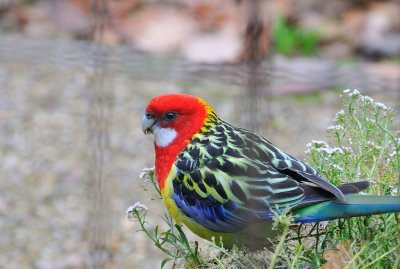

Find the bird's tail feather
[[293, 194, 400, 223]]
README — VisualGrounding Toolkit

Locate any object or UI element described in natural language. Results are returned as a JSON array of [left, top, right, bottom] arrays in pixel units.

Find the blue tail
[[293, 194, 400, 223]]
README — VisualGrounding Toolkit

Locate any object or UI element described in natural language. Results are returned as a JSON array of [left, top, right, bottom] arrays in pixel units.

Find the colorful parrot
[[141, 93, 400, 248]]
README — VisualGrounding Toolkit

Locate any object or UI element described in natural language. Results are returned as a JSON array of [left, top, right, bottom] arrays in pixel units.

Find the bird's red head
[[142, 94, 215, 188]]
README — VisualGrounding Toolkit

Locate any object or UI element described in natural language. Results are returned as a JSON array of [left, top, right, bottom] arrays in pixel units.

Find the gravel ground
[[0, 45, 399, 269]]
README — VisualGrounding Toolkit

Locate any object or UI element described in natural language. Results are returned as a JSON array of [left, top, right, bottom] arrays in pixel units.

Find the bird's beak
[[141, 113, 156, 134]]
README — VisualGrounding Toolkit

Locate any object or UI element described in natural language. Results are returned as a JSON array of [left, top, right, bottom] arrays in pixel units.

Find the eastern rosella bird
[[141, 93, 400, 248]]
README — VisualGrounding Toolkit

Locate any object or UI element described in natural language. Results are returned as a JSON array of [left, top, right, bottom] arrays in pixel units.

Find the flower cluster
[[333, 109, 344, 122], [139, 166, 155, 183], [305, 88, 399, 193], [374, 102, 388, 111], [343, 89, 389, 111], [331, 164, 344, 172], [126, 202, 148, 221], [366, 141, 382, 151], [305, 140, 346, 156], [327, 124, 344, 132]]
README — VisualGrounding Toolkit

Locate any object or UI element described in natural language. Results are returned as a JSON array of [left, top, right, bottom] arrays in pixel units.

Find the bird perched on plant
[[141, 93, 400, 248]]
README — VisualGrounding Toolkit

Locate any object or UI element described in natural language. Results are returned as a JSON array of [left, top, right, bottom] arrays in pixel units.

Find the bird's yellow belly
[[160, 167, 279, 249], [161, 170, 235, 245]]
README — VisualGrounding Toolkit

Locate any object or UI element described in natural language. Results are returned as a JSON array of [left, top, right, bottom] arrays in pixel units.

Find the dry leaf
[[321, 241, 352, 269]]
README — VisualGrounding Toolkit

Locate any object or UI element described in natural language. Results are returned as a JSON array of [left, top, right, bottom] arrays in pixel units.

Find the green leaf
[[160, 258, 171, 269], [175, 224, 190, 246]]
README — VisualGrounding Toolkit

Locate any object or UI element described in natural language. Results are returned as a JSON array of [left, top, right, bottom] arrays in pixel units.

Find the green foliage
[[127, 170, 203, 268], [129, 89, 400, 268], [273, 16, 321, 56], [306, 89, 399, 194], [303, 89, 400, 268]]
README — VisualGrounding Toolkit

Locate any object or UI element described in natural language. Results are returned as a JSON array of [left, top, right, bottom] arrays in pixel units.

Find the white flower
[[349, 89, 360, 97], [391, 187, 398, 195], [366, 117, 376, 123], [327, 125, 345, 132], [139, 166, 155, 183], [126, 202, 148, 221], [334, 110, 345, 122], [367, 141, 382, 150], [318, 148, 331, 154], [331, 164, 344, 171], [361, 96, 374, 104], [316, 147, 344, 155], [305, 140, 351, 156], [343, 89, 360, 97], [336, 110, 345, 116], [374, 102, 388, 111], [333, 147, 344, 154], [342, 146, 354, 154]]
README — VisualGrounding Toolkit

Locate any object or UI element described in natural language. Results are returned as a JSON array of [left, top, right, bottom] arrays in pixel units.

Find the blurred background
[[0, 0, 399, 268]]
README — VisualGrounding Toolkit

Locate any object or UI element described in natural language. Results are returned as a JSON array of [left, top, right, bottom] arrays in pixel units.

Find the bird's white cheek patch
[[153, 127, 177, 147]]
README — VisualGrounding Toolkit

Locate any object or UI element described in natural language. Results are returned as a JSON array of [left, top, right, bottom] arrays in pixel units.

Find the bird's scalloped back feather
[[171, 117, 349, 233]]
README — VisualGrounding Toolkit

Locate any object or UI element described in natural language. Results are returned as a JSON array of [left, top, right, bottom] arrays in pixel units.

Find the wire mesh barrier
[[84, 1, 114, 268], [0, 36, 399, 96], [1, 6, 400, 266], [1, 34, 400, 268], [84, 48, 113, 269]]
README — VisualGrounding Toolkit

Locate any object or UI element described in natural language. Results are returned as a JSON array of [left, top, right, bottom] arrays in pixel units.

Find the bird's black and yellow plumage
[[142, 94, 400, 248], [173, 114, 366, 231]]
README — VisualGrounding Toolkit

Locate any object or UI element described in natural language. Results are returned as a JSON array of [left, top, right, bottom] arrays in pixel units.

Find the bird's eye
[[145, 112, 153, 119], [164, 112, 177, 121]]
